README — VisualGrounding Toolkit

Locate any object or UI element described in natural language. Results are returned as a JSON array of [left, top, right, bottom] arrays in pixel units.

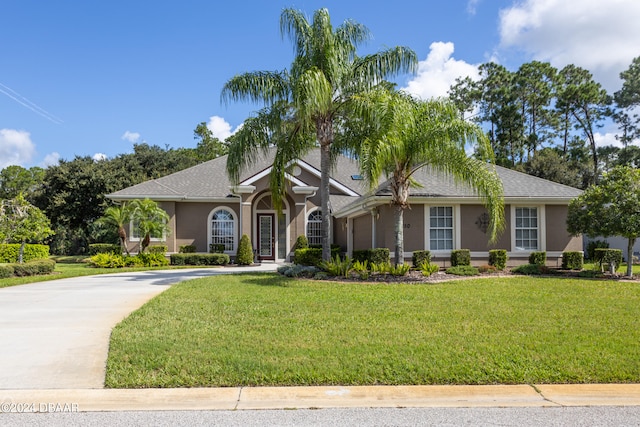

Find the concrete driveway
[[0, 265, 279, 389]]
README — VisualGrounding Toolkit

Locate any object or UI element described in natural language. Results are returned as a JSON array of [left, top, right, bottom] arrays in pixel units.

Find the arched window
[[307, 209, 323, 246], [210, 208, 236, 252]]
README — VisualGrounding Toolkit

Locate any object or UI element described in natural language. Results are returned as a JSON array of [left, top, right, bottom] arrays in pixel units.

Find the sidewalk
[[2, 384, 640, 412]]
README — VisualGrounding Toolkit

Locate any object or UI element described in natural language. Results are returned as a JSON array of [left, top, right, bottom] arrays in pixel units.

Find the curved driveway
[[0, 265, 278, 389]]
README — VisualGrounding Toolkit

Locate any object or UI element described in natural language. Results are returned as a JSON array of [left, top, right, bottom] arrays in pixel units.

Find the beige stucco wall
[[460, 204, 511, 251], [545, 205, 582, 252], [374, 204, 424, 252], [175, 202, 240, 252], [353, 214, 372, 251]]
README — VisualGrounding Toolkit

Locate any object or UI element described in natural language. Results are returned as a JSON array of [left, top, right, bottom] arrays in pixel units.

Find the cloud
[[402, 42, 480, 100], [121, 131, 141, 143], [0, 129, 35, 169], [206, 115, 240, 140], [498, 0, 640, 91], [466, 0, 480, 15], [41, 152, 60, 167], [93, 153, 107, 161]]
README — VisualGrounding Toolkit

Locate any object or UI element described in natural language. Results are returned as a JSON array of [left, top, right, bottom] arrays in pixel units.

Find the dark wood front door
[[257, 214, 275, 260]]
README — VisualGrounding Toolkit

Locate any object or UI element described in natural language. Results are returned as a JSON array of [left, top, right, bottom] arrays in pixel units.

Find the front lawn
[[105, 273, 640, 387]]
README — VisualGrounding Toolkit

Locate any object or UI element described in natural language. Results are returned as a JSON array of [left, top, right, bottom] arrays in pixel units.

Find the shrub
[[370, 262, 391, 274], [0, 264, 14, 278], [320, 255, 353, 277], [488, 249, 507, 270], [278, 264, 319, 278], [90, 253, 125, 268], [562, 251, 584, 270], [351, 260, 370, 279], [236, 234, 254, 265], [450, 249, 471, 267], [10, 259, 56, 276], [147, 245, 168, 255], [412, 250, 432, 268], [446, 265, 479, 276], [389, 263, 411, 276], [420, 262, 439, 276], [89, 243, 121, 255], [352, 248, 390, 265], [586, 240, 609, 260], [529, 251, 547, 266], [0, 244, 50, 263], [136, 252, 169, 267], [477, 264, 497, 273], [294, 247, 341, 266], [295, 235, 309, 250], [594, 248, 623, 273], [209, 243, 226, 253], [179, 245, 196, 253], [169, 253, 229, 266], [512, 263, 552, 276]]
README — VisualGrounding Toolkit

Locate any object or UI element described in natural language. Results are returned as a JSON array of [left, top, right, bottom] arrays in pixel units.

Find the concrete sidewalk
[[1, 384, 640, 412]]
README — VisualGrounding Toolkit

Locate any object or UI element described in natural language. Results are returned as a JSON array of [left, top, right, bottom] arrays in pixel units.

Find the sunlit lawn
[[105, 273, 640, 388]]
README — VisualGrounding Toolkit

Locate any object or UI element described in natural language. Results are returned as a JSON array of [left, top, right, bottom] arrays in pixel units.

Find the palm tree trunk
[[394, 204, 404, 267], [317, 118, 334, 262]]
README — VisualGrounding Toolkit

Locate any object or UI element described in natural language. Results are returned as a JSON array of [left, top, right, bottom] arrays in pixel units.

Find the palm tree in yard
[[222, 8, 417, 261], [97, 203, 132, 255], [129, 199, 170, 253], [355, 90, 505, 266]]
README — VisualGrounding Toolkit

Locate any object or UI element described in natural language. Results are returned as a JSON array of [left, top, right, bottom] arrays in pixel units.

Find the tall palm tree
[[355, 90, 505, 266], [222, 8, 417, 261], [97, 203, 132, 255], [129, 199, 170, 253]]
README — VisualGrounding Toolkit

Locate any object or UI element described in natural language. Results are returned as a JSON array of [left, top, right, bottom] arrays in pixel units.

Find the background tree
[[192, 122, 229, 161], [614, 56, 640, 147], [0, 194, 54, 263], [222, 7, 417, 261], [129, 199, 170, 253], [356, 91, 504, 266], [0, 165, 44, 201], [567, 166, 640, 277]]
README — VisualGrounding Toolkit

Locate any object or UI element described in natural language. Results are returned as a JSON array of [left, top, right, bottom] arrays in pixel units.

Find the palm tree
[[222, 8, 417, 261], [129, 199, 170, 253], [97, 203, 132, 255], [355, 90, 505, 266]]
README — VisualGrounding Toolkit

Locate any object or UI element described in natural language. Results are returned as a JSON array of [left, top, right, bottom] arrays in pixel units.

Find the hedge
[[528, 251, 547, 266], [353, 248, 390, 265], [562, 251, 583, 270], [148, 245, 168, 255], [412, 250, 431, 268], [179, 245, 196, 253], [0, 264, 14, 278], [209, 243, 226, 253], [89, 243, 121, 255], [170, 253, 230, 266], [594, 248, 623, 272], [0, 244, 50, 263], [450, 249, 470, 267], [294, 247, 341, 266], [488, 249, 508, 270], [11, 259, 56, 277]]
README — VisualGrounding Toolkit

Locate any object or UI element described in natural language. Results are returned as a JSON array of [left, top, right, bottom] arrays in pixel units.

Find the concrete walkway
[[1, 264, 640, 412]]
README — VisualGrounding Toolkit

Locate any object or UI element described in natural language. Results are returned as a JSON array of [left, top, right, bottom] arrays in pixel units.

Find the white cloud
[[206, 115, 240, 140], [402, 42, 480, 100], [92, 153, 107, 161], [41, 152, 60, 167], [499, 0, 640, 91], [121, 131, 141, 143], [466, 0, 480, 15], [0, 129, 35, 169]]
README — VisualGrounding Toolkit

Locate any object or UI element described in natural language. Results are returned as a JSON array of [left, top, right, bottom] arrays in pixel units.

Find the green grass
[[105, 273, 640, 388]]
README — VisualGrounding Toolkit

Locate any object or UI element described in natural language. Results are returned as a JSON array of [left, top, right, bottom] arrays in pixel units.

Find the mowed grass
[[105, 273, 640, 388]]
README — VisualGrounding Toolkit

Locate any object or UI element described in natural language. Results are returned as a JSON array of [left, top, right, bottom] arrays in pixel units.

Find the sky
[[1, 0, 639, 169]]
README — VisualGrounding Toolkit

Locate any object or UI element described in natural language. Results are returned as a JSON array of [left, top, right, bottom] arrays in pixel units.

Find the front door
[[257, 214, 275, 260]]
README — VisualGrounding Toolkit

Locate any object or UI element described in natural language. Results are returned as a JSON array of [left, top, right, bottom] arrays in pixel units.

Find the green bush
[[0, 244, 50, 263], [277, 264, 319, 278], [594, 248, 623, 273], [236, 234, 254, 265], [89, 243, 121, 255], [488, 249, 508, 270], [412, 250, 431, 268], [179, 245, 197, 253], [351, 260, 370, 279], [169, 253, 230, 266], [562, 251, 584, 270], [136, 252, 169, 267], [512, 263, 553, 276], [148, 245, 168, 255], [209, 243, 226, 253], [450, 249, 470, 267], [420, 262, 439, 276], [586, 240, 609, 260], [294, 247, 341, 266], [352, 248, 390, 265], [0, 264, 14, 278], [295, 235, 309, 250], [90, 253, 125, 268], [320, 255, 353, 277], [529, 251, 546, 266], [446, 265, 479, 276], [389, 263, 411, 276]]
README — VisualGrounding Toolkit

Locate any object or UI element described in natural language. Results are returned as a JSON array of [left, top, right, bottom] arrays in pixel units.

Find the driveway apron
[[0, 265, 278, 389]]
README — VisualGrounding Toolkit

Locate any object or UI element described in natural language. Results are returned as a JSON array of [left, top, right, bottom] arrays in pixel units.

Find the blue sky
[[2, 0, 639, 169]]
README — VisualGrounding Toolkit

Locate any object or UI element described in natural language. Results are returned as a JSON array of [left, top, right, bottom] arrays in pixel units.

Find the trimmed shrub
[[528, 251, 547, 266], [488, 249, 508, 270], [236, 234, 254, 265], [0, 244, 50, 263], [412, 250, 431, 268], [170, 253, 229, 266], [277, 264, 319, 278], [209, 243, 226, 253], [90, 253, 125, 268], [594, 248, 623, 273], [136, 252, 169, 266], [586, 240, 609, 260], [89, 243, 121, 256], [148, 245, 168, 255], [450, 249, 471, 267], [295, 246, 341, 266], [352, 248, 390, 265], [562, 251, 584, 270], [295, 235, 309, 250], [179, 245, 196, 253], [0, 264, 14, 278], [512, 263, 553, 276], [12, 259, 56, 276], [446, 265, 479, 276]]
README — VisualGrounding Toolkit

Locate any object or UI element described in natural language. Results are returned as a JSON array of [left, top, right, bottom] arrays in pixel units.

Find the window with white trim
[[130, 220, 166, 241], [515, 207, 538, 250], [307, 210, 323, 246], [211, 208, 236, 252], [429, 206, 453, 251]]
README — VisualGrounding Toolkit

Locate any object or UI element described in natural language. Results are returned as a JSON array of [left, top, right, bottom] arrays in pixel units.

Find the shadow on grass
[[238, 273, 293, 287]]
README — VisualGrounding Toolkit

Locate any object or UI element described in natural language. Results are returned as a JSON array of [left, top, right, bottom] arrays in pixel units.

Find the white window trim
[[510, 205, 546, 253], [305, 207, 325, 247], [129, 220, 166, 242], [424, 205, 461, 255], [208, 206, 238, 254]]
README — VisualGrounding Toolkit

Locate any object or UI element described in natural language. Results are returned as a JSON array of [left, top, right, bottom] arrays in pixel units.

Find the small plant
[[147, 245, 168, 255], [528, 251, 546, 266], [320, 254, 353, 277], [445, 265, 479, 276], [512, 263, 552, 276], [412, 250, 431, 268], [351, 260, 370, 279], [450, 249, 471, 267], [389, 263, 411, 276], [295, 235, 309, 250], [352, 248, 390, 265], [210, 243, 226, 253], [419, 261, 439, 276], [562, 251, 583, 270], [477, 264, 497, 273], [594, 248, 622, 274], [370, 262, 391, 275], [278, 264, 319, 278], [90, 253, 125, 268], [488, 249, 507, 270], [179, 245, 196, 253], [236, 234, 254, 265]]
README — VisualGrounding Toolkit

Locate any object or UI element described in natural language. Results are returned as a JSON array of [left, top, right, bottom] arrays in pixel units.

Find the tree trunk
[[18, 241, 26, 264], [317, 119, 334, 262], [393, 203, 404, 267], [627, 237, 636, 278], [118, 226, 129, 256]]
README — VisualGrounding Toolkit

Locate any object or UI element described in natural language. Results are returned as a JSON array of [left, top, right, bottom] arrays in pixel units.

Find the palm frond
[[220, 71, 290, 106]]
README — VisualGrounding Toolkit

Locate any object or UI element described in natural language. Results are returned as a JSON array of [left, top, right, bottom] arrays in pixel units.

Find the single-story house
[[107, 148, 583, 266]]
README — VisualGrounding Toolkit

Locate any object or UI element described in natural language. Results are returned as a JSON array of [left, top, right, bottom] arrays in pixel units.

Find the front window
[[515, 207, 538, 250], [211, 208, 236, 252], [307, 210, 323, 246], [130, 220, 165, 241], [430, 206, 453, 251]]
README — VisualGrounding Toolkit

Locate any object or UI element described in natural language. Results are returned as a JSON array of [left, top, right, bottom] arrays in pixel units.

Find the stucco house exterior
[[107, 148, 583, 266]]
